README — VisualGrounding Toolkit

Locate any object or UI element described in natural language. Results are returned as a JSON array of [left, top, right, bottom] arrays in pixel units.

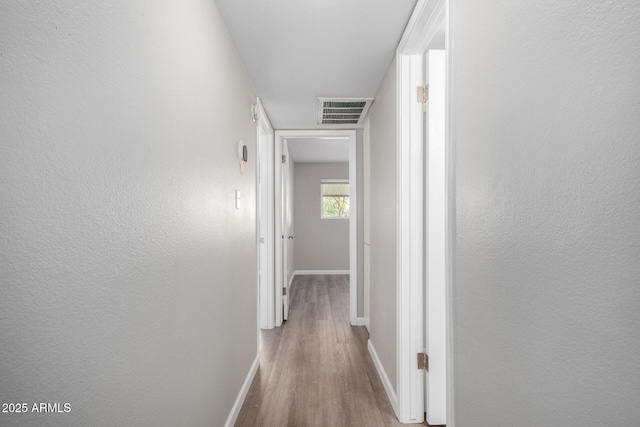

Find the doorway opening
[[274, 130, 358, 327]]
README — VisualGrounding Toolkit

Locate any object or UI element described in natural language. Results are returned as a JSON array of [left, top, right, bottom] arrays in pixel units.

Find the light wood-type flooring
[[235, 274, 425, 427]]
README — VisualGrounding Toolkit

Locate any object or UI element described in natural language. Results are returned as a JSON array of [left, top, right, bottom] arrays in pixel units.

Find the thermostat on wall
[[238, 140, 247, 174]]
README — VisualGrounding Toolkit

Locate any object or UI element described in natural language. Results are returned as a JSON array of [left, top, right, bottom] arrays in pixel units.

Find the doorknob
[[288, 235, 294, 239]]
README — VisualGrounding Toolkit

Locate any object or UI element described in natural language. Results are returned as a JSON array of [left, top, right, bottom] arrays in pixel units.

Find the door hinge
[[417, 352, 429, 371], [282, 154, 287, 163], [251, 102, 258, 122], [282, 286, 287, 296], [417, 84, 429, 104]]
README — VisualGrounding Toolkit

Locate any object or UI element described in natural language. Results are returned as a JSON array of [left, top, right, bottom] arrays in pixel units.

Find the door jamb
[[395, 51, 425, 424], [274, 130, 358, 326]]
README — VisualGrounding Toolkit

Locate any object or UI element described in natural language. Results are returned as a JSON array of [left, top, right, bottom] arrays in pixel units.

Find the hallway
[[236, 275, 418, 426]]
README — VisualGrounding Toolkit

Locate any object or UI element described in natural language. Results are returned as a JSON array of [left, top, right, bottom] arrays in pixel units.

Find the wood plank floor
[[236, 274, 424, 427]]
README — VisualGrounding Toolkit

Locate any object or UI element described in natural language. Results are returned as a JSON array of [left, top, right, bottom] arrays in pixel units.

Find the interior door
[[257, 128, 270, 329], [281, 140, 290, 321], [425, 49, 447, 425]]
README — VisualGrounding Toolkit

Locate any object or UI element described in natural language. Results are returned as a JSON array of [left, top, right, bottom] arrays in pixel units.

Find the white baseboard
[[354, 317, 367, 326], [293, 270, 350, 276], [224, 355, 259, 427], [368, 340, 398, 417], [288, 273, 295, 287]]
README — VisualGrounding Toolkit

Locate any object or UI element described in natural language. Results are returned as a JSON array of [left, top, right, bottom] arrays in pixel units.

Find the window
[[321, 180, 350, 219]]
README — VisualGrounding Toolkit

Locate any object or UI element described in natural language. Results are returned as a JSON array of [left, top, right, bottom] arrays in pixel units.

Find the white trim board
[[256, 97, 275, 331], [397, 0, 446, 54], [368, 340, 398, 417], [292, 270, 350, 276], [224, 355, 259, 427], [355, 317, 367, 326]]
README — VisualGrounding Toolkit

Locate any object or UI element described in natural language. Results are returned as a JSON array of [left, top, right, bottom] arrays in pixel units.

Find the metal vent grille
[[317, 98, 374, 125]]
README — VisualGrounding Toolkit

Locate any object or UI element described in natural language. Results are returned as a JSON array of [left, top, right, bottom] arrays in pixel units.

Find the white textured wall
[[368, 56, 397, 390], [0, 1, 257, 426], [293, 163, 350, 272], [452, 1, 640, 425]]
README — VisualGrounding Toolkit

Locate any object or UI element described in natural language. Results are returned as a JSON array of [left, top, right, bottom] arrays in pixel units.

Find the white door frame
[[363, 119, 371, 331], [395, 0, 454, 425], [255, 98, 275, 330], [274, 130, 358, 326]]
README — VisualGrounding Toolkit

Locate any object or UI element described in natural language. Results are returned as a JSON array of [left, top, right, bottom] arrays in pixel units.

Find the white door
[[425, 49, 447, 426], [256, 99, 275, 330], [257, 127, 270, 329], [257, 132, 263, 325]]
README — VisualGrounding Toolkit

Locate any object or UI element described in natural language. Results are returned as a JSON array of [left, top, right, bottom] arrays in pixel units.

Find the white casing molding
[[224, 356, 259, 427], [397, 0, 446, 54]]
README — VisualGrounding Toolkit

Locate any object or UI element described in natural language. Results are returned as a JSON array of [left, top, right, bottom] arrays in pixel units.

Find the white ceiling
[[214, 0, 418, 130], [287, 138, 349, 163]]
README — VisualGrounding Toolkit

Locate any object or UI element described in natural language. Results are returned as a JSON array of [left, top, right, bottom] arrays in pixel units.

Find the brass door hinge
[[416, 84, 429, 104], [417, 352, 429, 371], [282, 286, 287, 296]]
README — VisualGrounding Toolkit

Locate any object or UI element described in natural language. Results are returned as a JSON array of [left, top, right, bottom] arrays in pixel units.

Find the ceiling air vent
[[316, 98, 374, 126]]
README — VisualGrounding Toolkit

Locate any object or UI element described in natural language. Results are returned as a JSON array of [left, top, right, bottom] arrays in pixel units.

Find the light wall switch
[[235, 190, 241, 209]]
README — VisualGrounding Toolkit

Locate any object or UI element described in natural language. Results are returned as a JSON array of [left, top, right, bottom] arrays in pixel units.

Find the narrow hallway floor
[[235, 274, 423, 426]]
